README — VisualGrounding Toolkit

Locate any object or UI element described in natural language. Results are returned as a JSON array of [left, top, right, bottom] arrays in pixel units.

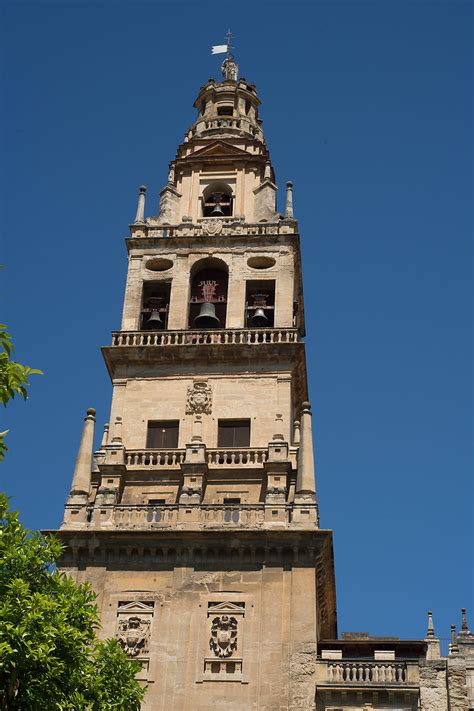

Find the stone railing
[[112, 328, 300, 348], [125, 448, 271, 470], [316, 659, 419, 687], [207, 448, 268, 466], [125, 450, 186, 468], [106, 504, 285, 529]]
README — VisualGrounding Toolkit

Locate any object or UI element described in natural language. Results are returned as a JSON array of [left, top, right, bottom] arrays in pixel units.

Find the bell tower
[[57, 55, 337, 711]]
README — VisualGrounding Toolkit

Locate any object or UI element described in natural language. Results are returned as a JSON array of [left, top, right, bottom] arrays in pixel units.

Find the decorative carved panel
[[115, 600, 154, 665], [186, 381, 212, 415], [210, 615, 238, 658]]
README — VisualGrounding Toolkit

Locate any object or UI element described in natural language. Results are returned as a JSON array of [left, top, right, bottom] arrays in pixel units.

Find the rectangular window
[[146, 421, 179, 448], [223, 497, 241, 505], [217, 420, 250, 447]]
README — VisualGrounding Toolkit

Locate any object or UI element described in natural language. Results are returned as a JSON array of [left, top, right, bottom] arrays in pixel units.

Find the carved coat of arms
[[186, 381, 212, 415], [117, 616, 150, 657], [209, 615, 238, 658], [201, 218, 223, 236]]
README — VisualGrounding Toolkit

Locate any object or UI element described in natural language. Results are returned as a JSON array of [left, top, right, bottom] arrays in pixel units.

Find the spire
[[285, 181, 294, 218], [134, 185, 146, 223], [296, 401, 316, 497], [70, 408, 96, 497]]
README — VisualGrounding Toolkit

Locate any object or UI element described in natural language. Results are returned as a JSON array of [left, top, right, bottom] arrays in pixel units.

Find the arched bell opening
[[189, 258, 229, 329], [202, 183, 233, 218]]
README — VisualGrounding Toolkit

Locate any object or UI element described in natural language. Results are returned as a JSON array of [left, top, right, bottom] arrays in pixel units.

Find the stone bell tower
[[56, 55, 337, 711]]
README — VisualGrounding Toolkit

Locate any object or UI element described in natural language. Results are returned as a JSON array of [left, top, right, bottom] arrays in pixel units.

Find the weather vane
[[211, 30, 238, 80]]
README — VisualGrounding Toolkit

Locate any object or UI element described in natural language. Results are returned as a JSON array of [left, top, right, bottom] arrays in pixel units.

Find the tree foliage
[[0, 324, 42, 460], [0, 495, 146, 710]]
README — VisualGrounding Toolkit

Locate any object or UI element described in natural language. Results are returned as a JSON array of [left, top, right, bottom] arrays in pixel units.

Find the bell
[[194, 302, 220, 328], [147, 309, 163, 328], [211, 202, 224, 216], [250, 307, 268, 327]]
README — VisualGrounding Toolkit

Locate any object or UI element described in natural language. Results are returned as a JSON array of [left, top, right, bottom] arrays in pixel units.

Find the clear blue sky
[[1, 1, 472, 648]]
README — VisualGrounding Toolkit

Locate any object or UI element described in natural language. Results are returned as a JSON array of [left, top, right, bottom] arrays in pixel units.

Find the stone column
[[285, 181, 294, 218], [134, 185, 146, 223], [69, 408, 96, 497], [295, 401, 316, 499]]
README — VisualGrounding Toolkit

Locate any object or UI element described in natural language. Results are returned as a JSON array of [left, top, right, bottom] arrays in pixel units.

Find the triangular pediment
[[208, 601, 245, 614], [190, 141, 252, 159], [117, 600, 155, 614]]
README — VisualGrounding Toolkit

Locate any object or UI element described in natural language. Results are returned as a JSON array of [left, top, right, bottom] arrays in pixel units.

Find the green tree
[[0, 495, 146, 710], [0, 324, 42, 460]]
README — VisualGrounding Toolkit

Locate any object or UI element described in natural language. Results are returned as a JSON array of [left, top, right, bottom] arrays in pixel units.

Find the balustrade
[[104, 504, 282, 529], [125, 450, 185, 468], [207, 448, 268, 466], [323, 660, 410, 685], [112, 328, 299, 348]]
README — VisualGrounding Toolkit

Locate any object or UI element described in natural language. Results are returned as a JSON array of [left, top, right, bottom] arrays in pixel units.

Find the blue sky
[[1, 1, 472, 648]]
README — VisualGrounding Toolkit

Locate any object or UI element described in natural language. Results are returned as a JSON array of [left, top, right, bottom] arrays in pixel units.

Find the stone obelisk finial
[[449, 624, 459, 655], [99, 422, 110, 450], [134, 185, 146, 223], [425, 610, 441, 659], [70, 408, 96, 497], [295, 401, 316, 498], [427, 610, 435, 638], [285, 181, 294, 218]]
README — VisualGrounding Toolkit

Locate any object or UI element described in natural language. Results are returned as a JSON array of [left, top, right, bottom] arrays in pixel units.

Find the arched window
[[189, 259, 229, 329], [202, 183, 233, 218]]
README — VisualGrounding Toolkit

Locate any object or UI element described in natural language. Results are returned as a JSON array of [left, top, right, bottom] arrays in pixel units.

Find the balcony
[[111, 328, 300, 348], [315, 659, 420, 689]]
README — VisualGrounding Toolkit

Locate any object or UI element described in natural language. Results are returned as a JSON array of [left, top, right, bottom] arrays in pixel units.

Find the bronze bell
[[211, 192, 224, 216], [250, 307, 268, 327], [147, 309, 163, 329], [194, 302, 220, 328]]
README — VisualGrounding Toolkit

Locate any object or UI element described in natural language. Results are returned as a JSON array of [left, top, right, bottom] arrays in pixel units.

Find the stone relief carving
[[115, 600, 154, 660], [201, 218, 223, 236], [210, 615, 238, 658], [117, 615, 151, 657], [186, 381, 212, 415]]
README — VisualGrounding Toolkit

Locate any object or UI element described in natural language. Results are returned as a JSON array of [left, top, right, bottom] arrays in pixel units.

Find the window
[[146, 421, 179, 448], [218, 420, 250, 448], [224, 497, 241, 505], [217, 105, 233, 116]]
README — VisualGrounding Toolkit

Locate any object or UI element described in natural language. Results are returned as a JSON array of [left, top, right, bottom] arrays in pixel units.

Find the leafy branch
[[0, 324, 42, 460]]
